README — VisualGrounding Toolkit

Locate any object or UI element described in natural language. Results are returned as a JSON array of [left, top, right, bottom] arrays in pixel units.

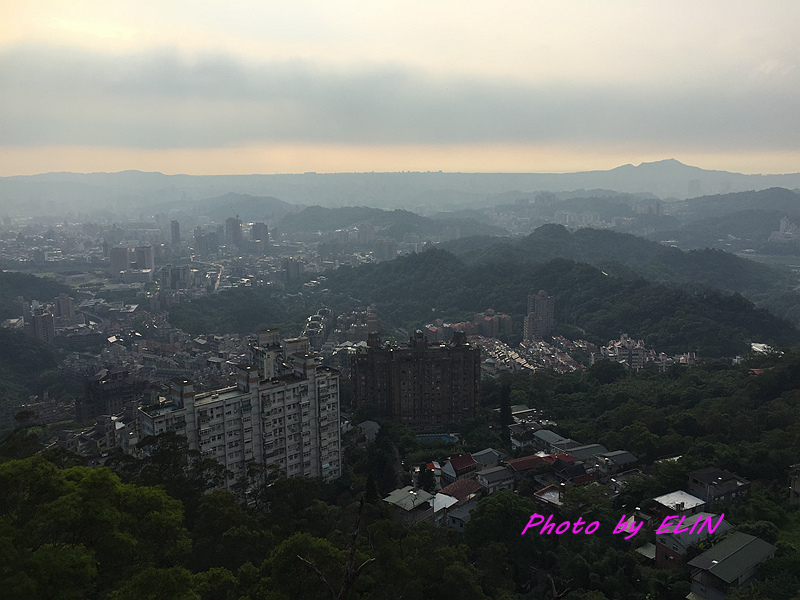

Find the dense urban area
[[3, 168, 800, 600]]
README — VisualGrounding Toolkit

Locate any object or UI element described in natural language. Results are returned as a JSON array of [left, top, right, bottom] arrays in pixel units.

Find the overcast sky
[[2, 1, 799, 175]]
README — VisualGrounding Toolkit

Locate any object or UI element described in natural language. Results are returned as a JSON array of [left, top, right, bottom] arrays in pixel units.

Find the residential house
[[472, 448, 506, 471], [441, 453, 478, 484], [688, 532, 776, 600], [475, 465, 515, 494], [593, 450, 638, 478], [506, 454, 549, 484], [510, 404, 540, 422], [566, 443, 609, 463], [532, 429, 566, 452], [552, 456, 593, 485], [534, 484, 564, 507], [687, 467, 750, 504], [651, 490, 706, 522], [655, 512, 731, 569], [551, 438, 584, 454], [509, 422, 541, 448], [383, 486, 434, 526], [439, 477, 483, 506], [447, 500, 478, 531], [429, 492, 459, 526], [607, 468, 644, 495]]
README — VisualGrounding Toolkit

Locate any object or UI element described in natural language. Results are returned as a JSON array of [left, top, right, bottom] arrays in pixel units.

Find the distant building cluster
[[423, 309, 512, 342], [0, 294, 85, 344], [331, 305, 381, 343], [768, 216, 800, 245], [592, 333, 697, 370], [301, 307, 333, 351]]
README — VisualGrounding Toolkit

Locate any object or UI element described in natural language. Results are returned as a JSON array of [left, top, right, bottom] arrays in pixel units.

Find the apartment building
[[138, 329, 341, 485], [352, 330, 481, 429]]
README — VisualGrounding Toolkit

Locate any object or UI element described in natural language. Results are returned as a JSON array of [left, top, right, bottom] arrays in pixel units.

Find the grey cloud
[[1, 43, 798, 150]]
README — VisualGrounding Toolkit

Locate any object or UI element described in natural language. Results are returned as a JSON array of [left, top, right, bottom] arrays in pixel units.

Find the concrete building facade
[[523, 290, 555, 342], [138, 329, 341, 485], [352, 330, 481, 429]]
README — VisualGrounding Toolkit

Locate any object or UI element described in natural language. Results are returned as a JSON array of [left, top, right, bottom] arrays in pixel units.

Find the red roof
[[440, 477, 483, 501], [448, 453, 477, 472], [506, 455, 547, 472], [542, 453, 574, 464]]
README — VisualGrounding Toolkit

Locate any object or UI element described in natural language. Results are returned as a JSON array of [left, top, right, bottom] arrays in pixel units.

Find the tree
[[0, 457, 190, 596], [587, 360, 626, 385], [109, 567, 200, 600], [464, 490, 547, 586], [189, 489, 273, 572]]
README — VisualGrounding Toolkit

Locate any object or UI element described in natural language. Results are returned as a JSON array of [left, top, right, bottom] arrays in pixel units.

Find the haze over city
[[2, 1, 799, 177]]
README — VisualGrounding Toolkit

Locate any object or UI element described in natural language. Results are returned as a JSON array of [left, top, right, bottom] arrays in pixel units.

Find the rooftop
[[439, 477, 483, 502], [383, 486, 434, 511], [653, 490, 705, 512], [194, 386, 244, 407], [688, 532, 776, 584], [448, 453, 478, 471], [688, 467, 747, 486], [477, 465, 513, 482]]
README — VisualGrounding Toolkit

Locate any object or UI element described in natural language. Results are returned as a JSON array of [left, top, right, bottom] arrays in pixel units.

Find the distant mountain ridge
[[3, 160, 800, 217], [276, 205, 507, 239]]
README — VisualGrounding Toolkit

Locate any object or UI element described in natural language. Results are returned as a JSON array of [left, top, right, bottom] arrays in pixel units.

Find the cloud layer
[[2, 42, 798, 153]]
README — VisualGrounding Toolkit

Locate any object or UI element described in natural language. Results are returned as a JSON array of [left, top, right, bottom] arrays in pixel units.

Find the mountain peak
[[637, 158, 686, 167]]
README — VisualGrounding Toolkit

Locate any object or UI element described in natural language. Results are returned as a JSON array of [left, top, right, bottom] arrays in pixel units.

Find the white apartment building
[[138, 329, 341, 485]]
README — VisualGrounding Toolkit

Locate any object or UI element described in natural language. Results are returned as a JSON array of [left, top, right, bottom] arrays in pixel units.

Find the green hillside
[[174, 247, 800, 356], [443, 225, 800, 326], [321, 248, 799, 356]]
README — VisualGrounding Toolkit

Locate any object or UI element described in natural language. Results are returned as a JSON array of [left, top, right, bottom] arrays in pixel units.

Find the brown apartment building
[[353, 330, 481, 429]]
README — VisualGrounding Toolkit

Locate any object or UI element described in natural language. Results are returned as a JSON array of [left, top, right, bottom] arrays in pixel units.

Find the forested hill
[[681, 187, 800, 221], [441, 225, 800, 327], [445, 224, 792, 294], [318, 248, 800, 356], [168, 244, 800, 355]]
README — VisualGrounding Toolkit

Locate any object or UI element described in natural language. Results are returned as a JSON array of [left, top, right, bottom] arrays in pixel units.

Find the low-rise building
[[655, 512, 731, 569], [688, 532, 776, 600], [687, 467, 750, 504], [651, 490, 706, 522], [441, 453, 478, 484], [475, 465, 515, 494], [593, 450, 638, 478], [383, 486, 434, 526]]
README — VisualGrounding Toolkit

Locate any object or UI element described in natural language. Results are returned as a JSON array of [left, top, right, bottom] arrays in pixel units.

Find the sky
[[1, 1, 799, 176]]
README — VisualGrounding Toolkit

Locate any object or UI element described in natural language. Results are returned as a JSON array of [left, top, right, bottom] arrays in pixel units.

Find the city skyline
[[2, 1, 799, 177]]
